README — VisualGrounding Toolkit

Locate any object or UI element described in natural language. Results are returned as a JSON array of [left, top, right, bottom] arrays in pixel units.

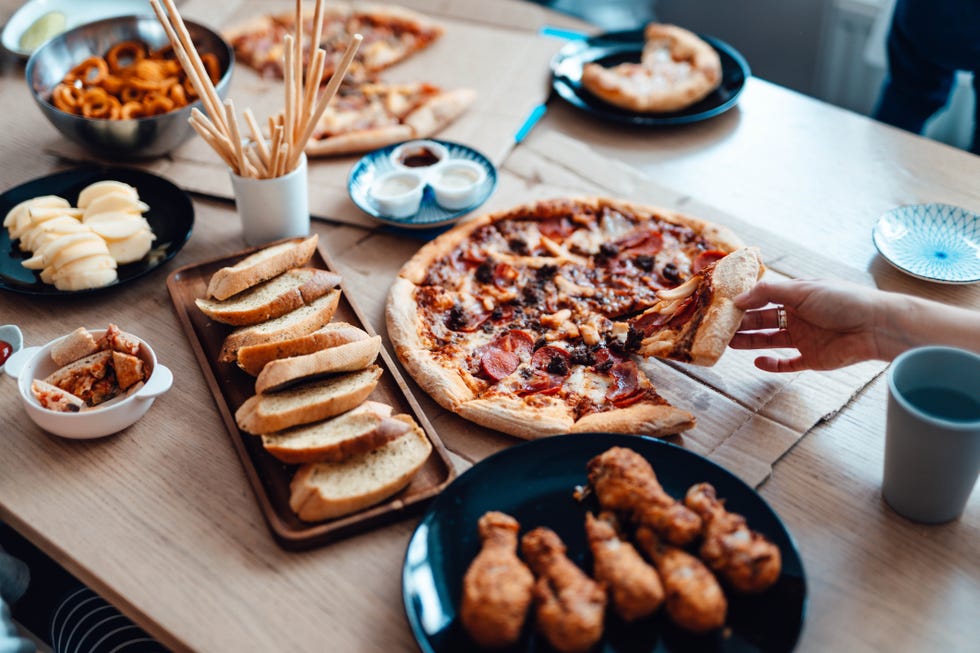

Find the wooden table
[[1, 2, 978, 651]]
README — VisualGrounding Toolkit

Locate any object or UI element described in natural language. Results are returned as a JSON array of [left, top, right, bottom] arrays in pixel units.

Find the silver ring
[[777, 306, 788, 330]]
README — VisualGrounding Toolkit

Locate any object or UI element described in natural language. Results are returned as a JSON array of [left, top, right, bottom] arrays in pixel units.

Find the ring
[[777, 306, 788, 330]]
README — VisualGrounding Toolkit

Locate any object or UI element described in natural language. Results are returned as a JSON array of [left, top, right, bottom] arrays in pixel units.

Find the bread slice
[[288, 415, 432, 521], [260, 401, 416, 464], [254, 335, 382, 394], [195, 268, 341, 326], [111, 351, 145, 390], [218, 289, 341, 362], [31, 380, 85, 412], [207, 235, 318, 300], [50, 327, 99, 366], [237, 322, 370, 376], [235, 365, 383, 434]]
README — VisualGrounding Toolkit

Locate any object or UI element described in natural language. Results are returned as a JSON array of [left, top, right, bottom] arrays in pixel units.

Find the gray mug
[[883, 346, 980, 523]]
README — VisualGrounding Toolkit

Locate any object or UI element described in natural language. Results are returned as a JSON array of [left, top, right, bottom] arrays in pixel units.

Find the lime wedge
[[19, 11, 67, 51]]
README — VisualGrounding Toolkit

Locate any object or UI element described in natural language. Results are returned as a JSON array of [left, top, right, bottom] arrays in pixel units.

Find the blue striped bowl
[[348, 140, 496, 229], [872, 203, 980, 284]]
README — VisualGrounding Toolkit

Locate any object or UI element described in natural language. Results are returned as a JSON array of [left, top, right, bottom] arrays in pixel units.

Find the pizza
[[581, 23, 722, 113], [386, 198, 763, 440], [224, 2, 474, 156]]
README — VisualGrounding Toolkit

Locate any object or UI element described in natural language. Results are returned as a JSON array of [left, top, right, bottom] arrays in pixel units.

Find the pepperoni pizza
[[386, 198, 763, 440]]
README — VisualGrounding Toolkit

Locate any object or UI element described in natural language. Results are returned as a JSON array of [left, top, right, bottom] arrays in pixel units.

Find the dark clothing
[[872, 0, 980, 154]]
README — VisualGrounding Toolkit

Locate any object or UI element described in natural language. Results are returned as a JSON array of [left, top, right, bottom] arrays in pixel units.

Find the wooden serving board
[[166, 240, 456, 550]]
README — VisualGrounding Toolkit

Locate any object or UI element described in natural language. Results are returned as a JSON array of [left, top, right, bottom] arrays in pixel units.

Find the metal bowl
[[25, 14, 233, 160]]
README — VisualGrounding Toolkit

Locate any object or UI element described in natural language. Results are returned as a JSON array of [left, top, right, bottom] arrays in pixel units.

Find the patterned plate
[[348, 140, 497, 229], [872, 203, 980, 284]]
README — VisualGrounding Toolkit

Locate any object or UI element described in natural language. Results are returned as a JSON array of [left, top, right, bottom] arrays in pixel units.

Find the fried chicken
[[521, 527, 606, 653], [586, 446, 702, 546], [460, 511, 535, 648], [684, 482, 782, 593], [585, 511, 664, 622], [635, 526, 727, 633]]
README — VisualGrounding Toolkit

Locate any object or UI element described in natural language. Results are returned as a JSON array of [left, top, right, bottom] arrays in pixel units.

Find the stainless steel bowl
[[26, 14, 233, 160]]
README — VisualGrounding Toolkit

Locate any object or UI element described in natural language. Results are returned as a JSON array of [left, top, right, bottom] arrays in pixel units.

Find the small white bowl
[[369, 170, 425, 218], [429, 160, 488, 210], [389, 140, 449, 172], [1, 324, 24, 375], [4, 328, 173, 439]]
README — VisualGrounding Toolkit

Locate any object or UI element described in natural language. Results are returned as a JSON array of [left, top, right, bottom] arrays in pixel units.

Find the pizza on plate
[[581, 23, 722, 113], [224, 2, 474, 156], [386, 197, 763, 440]]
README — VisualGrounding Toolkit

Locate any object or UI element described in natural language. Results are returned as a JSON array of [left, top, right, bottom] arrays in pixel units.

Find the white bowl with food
[[4, 325, 173, 439]]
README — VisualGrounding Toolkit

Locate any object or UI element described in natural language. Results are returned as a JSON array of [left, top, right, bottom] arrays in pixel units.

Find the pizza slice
[[624, 247, 763, 365], [306, 80, 475, 156], [581, 22, 722, 113]]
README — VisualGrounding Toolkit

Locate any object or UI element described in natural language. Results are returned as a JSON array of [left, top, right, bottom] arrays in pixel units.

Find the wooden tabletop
[[1, 2, 978, 652]]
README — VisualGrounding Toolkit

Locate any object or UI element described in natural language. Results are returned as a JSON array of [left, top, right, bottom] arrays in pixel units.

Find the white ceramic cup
[[229, 153, 310, 246], [883, 346, 980, 523]]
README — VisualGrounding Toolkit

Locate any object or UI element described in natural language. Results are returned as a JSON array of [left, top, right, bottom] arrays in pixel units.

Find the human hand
[[729, 279, 884, 372]]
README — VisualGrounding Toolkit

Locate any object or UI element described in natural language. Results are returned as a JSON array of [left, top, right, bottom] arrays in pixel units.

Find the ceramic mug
[[229, 153, 310, 246], [882, 346, 980, 523]]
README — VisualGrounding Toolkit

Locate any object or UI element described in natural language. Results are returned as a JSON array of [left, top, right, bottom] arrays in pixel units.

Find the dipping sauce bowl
[[429, 160, 487, 210], [390, 140, 449, 172], [369, 170, 425, 218]]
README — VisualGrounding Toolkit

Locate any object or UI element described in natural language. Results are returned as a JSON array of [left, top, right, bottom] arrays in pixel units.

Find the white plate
[[872, 203, 980, 284], [2, 0, 148, 58]]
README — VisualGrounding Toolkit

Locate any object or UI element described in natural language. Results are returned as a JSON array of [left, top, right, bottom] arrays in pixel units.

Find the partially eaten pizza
[[581, 23, 722, 113], [386, 198, 763, 440], [224, 2, 475, 155]]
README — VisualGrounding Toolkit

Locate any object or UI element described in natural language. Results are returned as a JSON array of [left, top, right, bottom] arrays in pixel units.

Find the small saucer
[[348, 140, 496, 230], [0, 324, 24, 374], [872, 203, 980, 284]]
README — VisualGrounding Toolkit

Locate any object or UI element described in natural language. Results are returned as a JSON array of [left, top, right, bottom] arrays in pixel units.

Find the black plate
[[403, 433, 806, 653], [0, 167, 193, 295], [551, 30, 750, 126]]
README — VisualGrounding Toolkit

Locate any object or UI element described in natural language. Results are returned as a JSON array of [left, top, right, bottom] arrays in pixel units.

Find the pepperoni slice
[[692, 249, 727, 275], [606, 360, 640, 405], [631, 307, 674, 335], [667, 293, 700, 328], [497, 329, 535, 356], [539, 217, 574, 242], [616, 230, 664, 256], [480, 349, 520, 381], [532, 346, 571, 375], [493, 262, 519, 288], [445, 305, 490, 332], [518, 371, 563, 396]]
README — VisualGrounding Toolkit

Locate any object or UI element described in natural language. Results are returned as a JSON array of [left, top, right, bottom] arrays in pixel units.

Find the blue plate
[[0, 166, 194, 295], [550, 29, 750, 126], [403, 433, 807, 653], [872, 203, 980, 284], [348, 140, 497, 229]]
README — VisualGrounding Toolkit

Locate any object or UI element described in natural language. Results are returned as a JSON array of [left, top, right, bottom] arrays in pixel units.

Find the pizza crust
[[404, 88, 476, 138], [457, 395, 576, 439], [305, 124, 414, 156], [688, 247, 763, 365], [581, 23, 722, 113], [570, 402, 695, 436]]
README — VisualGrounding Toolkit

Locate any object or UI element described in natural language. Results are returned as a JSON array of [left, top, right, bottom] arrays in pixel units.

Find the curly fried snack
[[586, 446, 703, 546], [49, 40, 222, 120], [685, 482, 782, 593], [460, 512, 534, 649]]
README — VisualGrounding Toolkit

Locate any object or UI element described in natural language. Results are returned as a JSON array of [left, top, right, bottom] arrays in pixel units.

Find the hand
[[729, 279, 883, 373]]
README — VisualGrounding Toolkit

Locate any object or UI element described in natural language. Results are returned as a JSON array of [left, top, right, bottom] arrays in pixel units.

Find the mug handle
[[3, 346, 40, 379]]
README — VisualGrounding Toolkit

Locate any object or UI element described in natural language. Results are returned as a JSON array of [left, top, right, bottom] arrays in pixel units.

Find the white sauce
[[437, 167, 479, 190]]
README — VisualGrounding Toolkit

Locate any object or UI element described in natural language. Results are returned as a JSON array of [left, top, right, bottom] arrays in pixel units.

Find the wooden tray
[[166, 241, 456, 550]]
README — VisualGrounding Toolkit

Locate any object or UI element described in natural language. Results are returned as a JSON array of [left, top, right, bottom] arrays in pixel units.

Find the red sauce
[[399, 147, 441, 168], [0, 340, 11, 365]]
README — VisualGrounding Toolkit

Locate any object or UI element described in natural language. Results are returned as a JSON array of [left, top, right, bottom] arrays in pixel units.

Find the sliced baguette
[[50, 327, 99, 366], [237, 321, 370, 376], [254, 335, 382, 394], [195, 268, 341, 326], [31, 380, 86, 412], [207, 235, 318, 300], [289, 415, 432, 521], [235, 365, 383, 434], [218, 289, 341, 362], [260, 401, 414, 464]]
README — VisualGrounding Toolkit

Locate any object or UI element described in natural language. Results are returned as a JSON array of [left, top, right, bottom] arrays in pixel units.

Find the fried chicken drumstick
[[585, 511, 664, 622], [521, 527, 607, 653], [587, 446, 702, 546], [635, 526, 727, 633], [461, 511, 534, 648], [684, 482, 782, 593]]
